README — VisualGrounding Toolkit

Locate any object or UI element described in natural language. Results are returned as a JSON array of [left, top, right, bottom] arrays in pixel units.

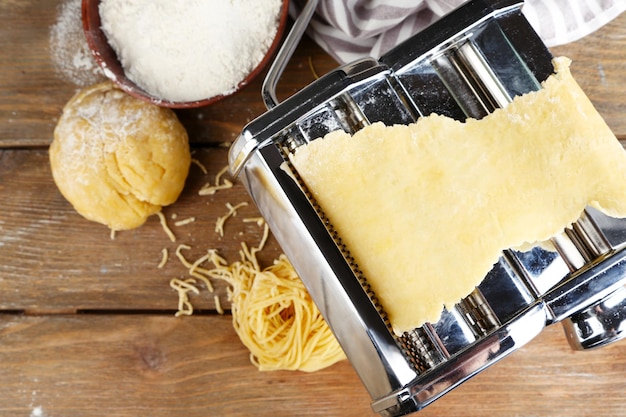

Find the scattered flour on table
[[30, 406, 45, 417], [49, 0, 104, 87], [99, 0, 283, 102]]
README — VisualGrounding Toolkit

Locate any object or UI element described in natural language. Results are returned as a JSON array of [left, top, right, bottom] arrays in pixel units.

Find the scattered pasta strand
[[199, 165, 234, 196], [158, 248, 168, 269], [214, 295, 224, 315], [215, 202, 248, 237], [189, 252, 215, 292], [156, 211, 176, 242], [191, 157, 208, 175], [308, 55, 320, 79], [171, 277, 200, 294], [240, 221, 269, 271], [175, 244, 215, 292], [174, 216, 196, 227], [243, 217, 265, 227], [170, 277, 200, 317]]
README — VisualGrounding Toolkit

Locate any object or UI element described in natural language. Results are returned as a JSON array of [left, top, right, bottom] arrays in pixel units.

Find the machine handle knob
[[562, 286, 626, 350]]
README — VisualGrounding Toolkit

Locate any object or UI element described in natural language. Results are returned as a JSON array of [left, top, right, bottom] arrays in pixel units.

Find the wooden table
[[1, 2, 625, 416]]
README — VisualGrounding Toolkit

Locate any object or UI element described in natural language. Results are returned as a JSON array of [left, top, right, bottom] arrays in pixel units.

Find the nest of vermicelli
[[207, 237, 346, 372]]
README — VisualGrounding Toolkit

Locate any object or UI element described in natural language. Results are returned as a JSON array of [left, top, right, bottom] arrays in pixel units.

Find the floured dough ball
[[50, 82, 191, 230]]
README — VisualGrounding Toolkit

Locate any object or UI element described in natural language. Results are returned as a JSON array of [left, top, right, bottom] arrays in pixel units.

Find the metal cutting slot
[[431, 45, 493, 119], [429, 38, 515, 119], [402, 325, 449, 374], [551, 232, 587, 272], [571, 209, 612, 259], [455, 288, 500, 337], [470, 17, 543, 98], [394, 60, 467, 121], [551, 209, 612, 273], [431, 307, 478, 356], [455, 41, 511, 110], [330, 92, 370, 134], [508, 244, 570, 296], [478, 255, 537, 323], [350, 75, 420, 125], [296, 107, 343, 145]]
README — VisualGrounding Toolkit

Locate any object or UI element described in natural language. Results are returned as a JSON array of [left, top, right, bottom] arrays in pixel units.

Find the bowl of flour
[[82, 0, 289, 108]]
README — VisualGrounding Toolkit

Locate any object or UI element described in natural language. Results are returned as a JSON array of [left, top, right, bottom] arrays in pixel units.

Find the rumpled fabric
[[290, 0, 626, 63]]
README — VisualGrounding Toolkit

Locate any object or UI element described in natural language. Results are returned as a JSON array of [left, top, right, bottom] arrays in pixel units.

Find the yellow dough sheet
[[290, 57, 626, 334]]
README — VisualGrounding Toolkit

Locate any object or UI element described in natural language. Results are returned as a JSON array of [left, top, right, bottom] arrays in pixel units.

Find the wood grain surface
[[0, 1, 625, 416]]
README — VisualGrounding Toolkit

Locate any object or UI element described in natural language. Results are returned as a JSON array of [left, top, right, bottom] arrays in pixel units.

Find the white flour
[[99, 0, 283, 102], [49, 0, 104, 87], [30, 406, 45, 417]]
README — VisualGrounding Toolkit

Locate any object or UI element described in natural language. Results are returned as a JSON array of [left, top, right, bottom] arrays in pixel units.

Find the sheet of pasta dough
[[290, 57, 626, 335]]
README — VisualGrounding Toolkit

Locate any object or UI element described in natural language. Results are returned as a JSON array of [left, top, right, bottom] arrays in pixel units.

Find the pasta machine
[[228, 0, 626, 415]]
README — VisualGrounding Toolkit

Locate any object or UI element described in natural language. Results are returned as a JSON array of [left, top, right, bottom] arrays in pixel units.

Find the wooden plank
[[0, 314, 375, 417], [0, 146, 282, 312], [0, 1, 68, 147], [550, 12, 626, 137], [0, 314, 624, 417]]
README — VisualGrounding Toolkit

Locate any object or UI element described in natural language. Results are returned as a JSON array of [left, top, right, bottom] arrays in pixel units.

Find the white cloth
[[291, 0, 626, 63]]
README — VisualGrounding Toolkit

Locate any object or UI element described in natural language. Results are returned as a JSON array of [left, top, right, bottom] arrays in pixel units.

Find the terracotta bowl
[[81, 0, 290, 108]]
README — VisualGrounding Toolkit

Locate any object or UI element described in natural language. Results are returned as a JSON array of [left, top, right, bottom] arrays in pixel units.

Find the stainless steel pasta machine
[[228, 0, 626, 415]]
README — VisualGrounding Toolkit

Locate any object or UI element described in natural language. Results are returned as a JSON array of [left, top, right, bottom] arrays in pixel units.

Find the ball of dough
[[50, 82, 191, 230]]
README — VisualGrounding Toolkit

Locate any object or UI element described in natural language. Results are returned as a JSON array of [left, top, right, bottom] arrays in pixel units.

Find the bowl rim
[[81, 0, 290, 108]]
